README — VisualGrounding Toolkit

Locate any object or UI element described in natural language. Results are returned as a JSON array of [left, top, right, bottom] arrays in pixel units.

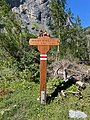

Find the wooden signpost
[[29, 31, 59, 104]]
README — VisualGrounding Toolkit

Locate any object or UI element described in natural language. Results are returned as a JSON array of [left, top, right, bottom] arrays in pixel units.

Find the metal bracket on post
[[41, 91, 45, 104]]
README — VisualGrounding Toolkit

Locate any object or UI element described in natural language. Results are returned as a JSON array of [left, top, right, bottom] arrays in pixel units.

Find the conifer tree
[[0, 0, 39, 70], [49, 0, 89, 63]]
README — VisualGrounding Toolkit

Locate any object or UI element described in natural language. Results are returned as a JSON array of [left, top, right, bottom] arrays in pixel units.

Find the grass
[[0, 80, 40, 120], [0, 79, 90, 120], [0, 49, 90, 120]]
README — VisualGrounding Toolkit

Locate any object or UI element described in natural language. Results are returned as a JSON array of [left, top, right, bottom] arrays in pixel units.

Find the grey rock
[[69, 109, 87, 119], [7, 0, 51, 35]]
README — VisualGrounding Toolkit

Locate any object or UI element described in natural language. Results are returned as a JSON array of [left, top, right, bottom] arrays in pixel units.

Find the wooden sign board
[[29, 36, 59, 46], [29, 32, 59, 104]]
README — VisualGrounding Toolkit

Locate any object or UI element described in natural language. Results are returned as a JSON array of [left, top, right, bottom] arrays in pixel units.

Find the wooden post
[[38, 46, 49, 104], [29, 31, 59, 104]]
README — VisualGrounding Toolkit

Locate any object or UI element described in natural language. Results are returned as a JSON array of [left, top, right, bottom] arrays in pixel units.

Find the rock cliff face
[[7, 0, 51, 34]]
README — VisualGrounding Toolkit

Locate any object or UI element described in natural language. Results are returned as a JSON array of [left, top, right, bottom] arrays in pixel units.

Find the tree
[[49, 0, 67, 61], [49, 0, 89, 63], [0, 0, 39, 70], [49, 0, 67, 36], [0, 0, 22, 59]]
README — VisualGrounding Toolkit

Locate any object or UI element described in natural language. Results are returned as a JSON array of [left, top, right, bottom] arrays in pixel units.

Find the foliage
[[49, 0, 67, 36], [0, 0, 21, 58], [0, 0, 40, 81], [49, 0, 90, 63]]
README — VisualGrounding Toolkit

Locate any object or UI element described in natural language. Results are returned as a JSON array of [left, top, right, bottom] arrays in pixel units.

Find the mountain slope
[[7, 0, 51, 34]]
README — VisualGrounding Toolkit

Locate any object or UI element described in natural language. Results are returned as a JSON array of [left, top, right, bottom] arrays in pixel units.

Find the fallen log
[[64, 91, 80, 94]]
